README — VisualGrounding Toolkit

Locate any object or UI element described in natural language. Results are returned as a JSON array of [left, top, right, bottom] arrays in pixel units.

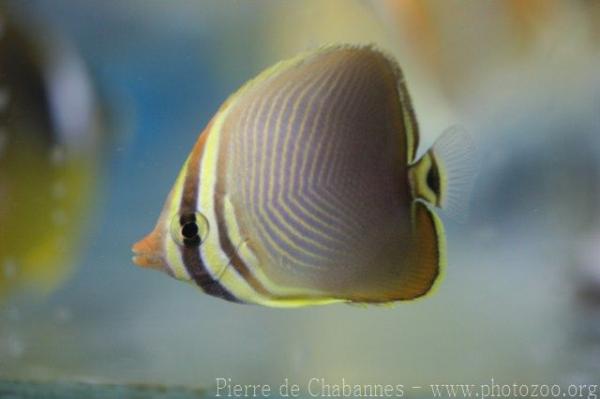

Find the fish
[[132, 44, 475, 307], [0, 10, 104, 301]]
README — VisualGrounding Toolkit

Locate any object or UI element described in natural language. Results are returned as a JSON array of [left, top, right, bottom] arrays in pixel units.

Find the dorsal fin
[[396, 75, 420, 164]]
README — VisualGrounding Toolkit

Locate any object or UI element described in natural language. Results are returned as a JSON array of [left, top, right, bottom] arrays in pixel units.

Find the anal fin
[[344, 200, 446, 304], [402, 199, 446, 299]]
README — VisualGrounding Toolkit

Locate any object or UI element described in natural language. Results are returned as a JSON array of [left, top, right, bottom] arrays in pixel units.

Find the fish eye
[[169, 211, 209, 246], [181, 221, 198, 239]]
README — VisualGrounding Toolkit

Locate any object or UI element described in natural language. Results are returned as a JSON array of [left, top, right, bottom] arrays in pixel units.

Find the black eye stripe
[[179, 213, 196, 225], [426, 164, 440, 196], [179, 214, 201, 246]]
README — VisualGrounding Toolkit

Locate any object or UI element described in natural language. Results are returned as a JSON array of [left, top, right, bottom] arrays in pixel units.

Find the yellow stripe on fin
[[397, 77, 420, 164]]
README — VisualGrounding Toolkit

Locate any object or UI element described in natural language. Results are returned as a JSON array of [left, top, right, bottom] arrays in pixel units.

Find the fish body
[[133, 45, 474, 307]]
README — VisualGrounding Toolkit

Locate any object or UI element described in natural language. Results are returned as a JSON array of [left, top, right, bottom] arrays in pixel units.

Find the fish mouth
[[131, 231, 165, 270]]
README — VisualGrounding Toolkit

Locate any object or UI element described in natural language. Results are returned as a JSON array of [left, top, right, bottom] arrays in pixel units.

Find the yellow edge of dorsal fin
[[221, 42, 407, 109]]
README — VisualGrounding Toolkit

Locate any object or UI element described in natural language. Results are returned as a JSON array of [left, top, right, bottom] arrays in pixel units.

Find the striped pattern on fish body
[[132, 44, 464, 307]]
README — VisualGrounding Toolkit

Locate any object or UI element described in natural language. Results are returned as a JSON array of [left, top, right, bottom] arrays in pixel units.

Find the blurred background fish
[[0, 6, 108, 301], [0, 0, 599, 391]]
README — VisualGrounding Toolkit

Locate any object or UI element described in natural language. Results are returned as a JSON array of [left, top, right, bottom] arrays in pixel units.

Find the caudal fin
[[432, 125, 478, 222]]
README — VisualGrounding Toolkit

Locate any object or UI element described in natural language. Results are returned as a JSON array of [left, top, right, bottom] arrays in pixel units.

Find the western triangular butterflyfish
[[132, 44, 475, 307]]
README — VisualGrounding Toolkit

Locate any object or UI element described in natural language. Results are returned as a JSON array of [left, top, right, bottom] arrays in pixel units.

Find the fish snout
[[132, 231, 165, 270]]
